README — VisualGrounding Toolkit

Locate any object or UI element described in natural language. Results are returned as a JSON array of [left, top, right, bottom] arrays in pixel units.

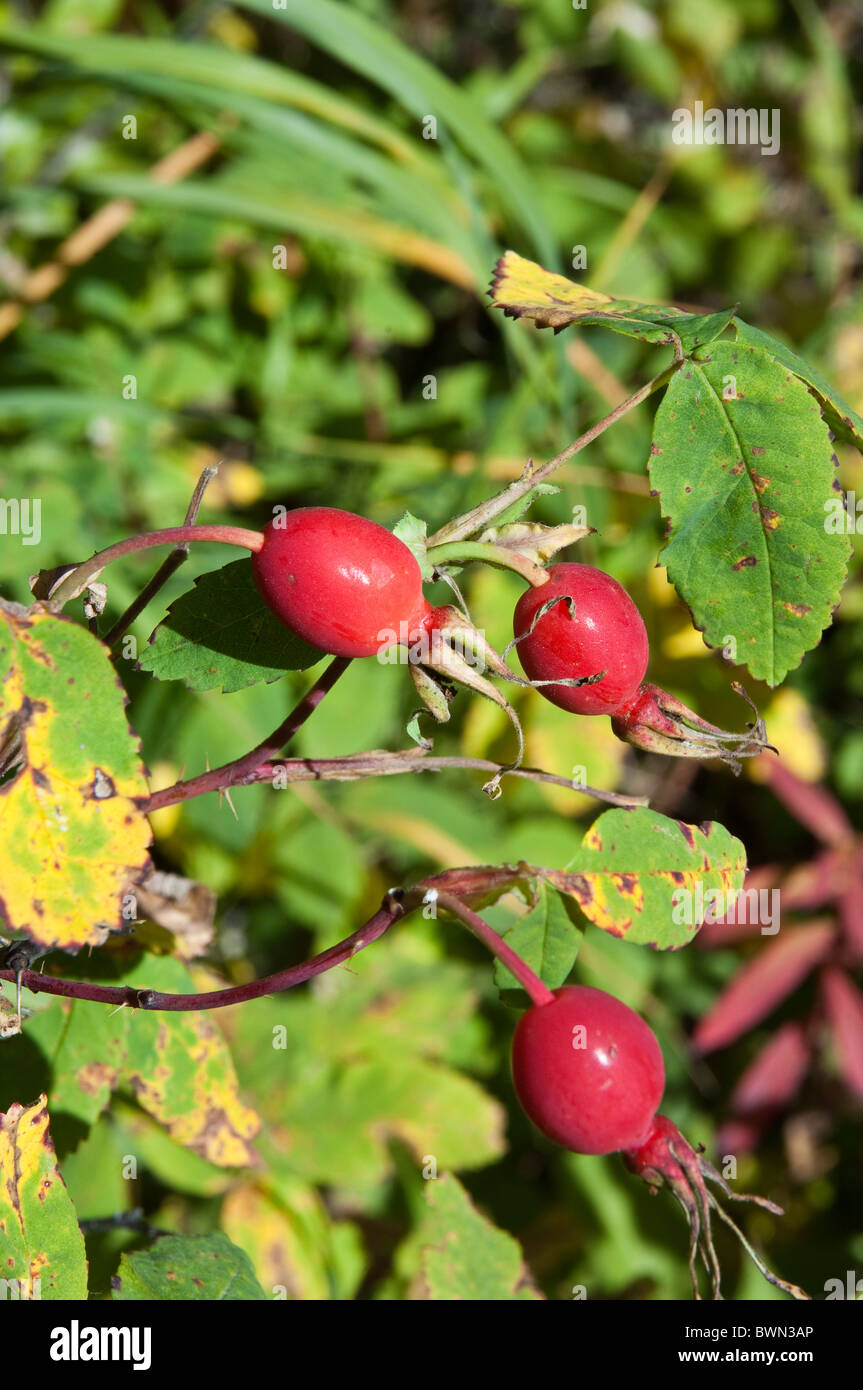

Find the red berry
[[511, 985, 665, 1155], [513, 563, 649, 715], [251, 507, 431, 658]]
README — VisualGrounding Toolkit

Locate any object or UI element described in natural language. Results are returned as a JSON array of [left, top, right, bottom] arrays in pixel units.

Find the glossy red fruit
[[251, 507, 432, 658], [511, 985, 665, 1155], [513, 563, 649, 715]]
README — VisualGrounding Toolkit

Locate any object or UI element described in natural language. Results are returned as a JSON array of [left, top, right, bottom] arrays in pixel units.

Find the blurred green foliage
[[1, 0, 862, 1300]]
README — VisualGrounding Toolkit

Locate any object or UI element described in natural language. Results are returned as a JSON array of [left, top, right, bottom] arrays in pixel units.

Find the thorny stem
[[143, 746, 647, 813], [434, 891, 555, 1006], [46, 524, 264, 611], [104, 465, 220, 647], [1, 893, 412, 1012], [144, 656, 352, 812], [0, 866, 538, 1013], [428, 360, 683, 548]]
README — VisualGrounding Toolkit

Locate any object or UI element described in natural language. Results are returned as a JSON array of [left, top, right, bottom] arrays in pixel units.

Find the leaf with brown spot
[[118, 956, 260, 1167], [650, 342, 850, 685], [0, 1095, 88, 1299], [548, 808, 746, 949], [0, 603, 151, 951], [489, 250, 735, 351], [112, 1233, 266, 1300]]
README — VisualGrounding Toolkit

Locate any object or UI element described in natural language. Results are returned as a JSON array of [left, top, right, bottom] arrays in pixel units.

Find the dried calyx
[[611, 681, 773, 772], [623, 1114, 809, 1301]]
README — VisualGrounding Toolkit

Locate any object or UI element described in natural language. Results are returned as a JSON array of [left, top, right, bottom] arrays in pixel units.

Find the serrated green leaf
[[20, 997, 127, 1126], [650, 341, 850, 685], [551, 808, 746, 949], [0, 1095, 88, 1300], [393, 511, 432, 578], [138, 558, 324, 693], [734, 318, 863, 451], [494, 881, 582, 1000], [419, 1173, 541, 1300], [112, 1233, 267, 1301]]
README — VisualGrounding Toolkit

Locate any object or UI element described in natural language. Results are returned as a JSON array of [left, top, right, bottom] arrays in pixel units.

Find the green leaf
[[226, 946, 504, 1194], [494, 881, 582, 1000], [481, 482, 559, 531], [20, 997, 127, 1126], [393, 511, 432, 578], [551, 808, 747, 949], [0, 602, 151, 952], [112, 1233, 267, 1301], [265, 1056, 504, 1191], [0, 1096, 88, 1299], [673, 306, 739, 356], [419, 1174, 541, 1300], [734, 318, 863, 451], [650, 341, 850, 685], [138, 558, 323, 693]]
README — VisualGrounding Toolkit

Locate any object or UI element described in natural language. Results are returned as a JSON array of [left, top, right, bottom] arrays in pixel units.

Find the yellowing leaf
[[490, 251, 735, 352], [490, 249, 615, 328], [0, 603, 152, 951], [119, 957, 260, 1167], [0, 1095, 88, 1299]]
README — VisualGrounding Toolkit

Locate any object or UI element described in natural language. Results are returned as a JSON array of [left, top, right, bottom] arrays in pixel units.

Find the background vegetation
[[1, 0, 862, 1299]]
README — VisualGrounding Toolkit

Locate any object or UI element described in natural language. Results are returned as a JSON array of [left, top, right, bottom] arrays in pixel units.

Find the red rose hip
[[513, 562, 649, 715], [511, 985, 665, 1154], [251, 507, 432, 658]]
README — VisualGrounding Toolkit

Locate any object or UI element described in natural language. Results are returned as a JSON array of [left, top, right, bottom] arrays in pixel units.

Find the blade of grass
[[237, 0, 557, 266]]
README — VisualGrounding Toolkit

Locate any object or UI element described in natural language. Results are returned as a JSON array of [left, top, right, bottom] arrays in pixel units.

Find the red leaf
[[691, 921, 835, 1054], [730, 1022, 810, 1114], [783, 848, 849, 910], [822, 968, 863, 1101], [838, 887, 863, 963], [716, 1118, 765, 1156], [763, 761, 853, 846]]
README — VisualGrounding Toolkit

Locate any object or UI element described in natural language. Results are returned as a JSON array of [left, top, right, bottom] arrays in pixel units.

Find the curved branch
[[144, 746, 646, 813], [1, 890, 413, 1013], [144, 656, 352, 811]]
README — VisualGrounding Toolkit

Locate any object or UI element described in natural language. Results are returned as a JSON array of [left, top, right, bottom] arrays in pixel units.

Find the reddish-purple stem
[[145, 656, 351, 811], [1, 892, 410, 1012], [435, 891, 555, 1006], [48, 524, 264, 608]]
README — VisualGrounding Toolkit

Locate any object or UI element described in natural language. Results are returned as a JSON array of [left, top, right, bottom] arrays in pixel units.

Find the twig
[[143, 746, 647, 813], [0, 891, 412, 1013], [435, 891, 554, 1005], [46, 523, 263, 611], [260, 749, 645, 805], [105, 465, 220, 647], [143, 657, 352, 812], [0, 865, 540, 1014], [428, 361, 683, 548]]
